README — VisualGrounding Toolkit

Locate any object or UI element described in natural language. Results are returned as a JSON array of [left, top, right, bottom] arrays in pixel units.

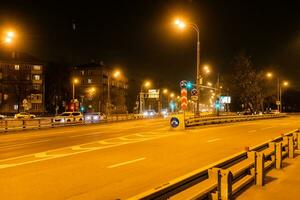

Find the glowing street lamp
[[107, 69, 123, 115], [174, 17, 201, 116], [72, 78, 79, 111], [170, 93, 175, 98], [266, 72, 273, 78], [203, 65, 210, 74], [207, 82, 212, 87], [163, 88, 168, 94], [3, 31, 15, 44]]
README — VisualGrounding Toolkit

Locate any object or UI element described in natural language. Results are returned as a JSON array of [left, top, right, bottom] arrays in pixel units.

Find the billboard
[[220, 96, 231, 104]]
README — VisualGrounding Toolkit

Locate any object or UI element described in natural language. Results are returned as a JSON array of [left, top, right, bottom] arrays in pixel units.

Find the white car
[[54, 112, 83, 123], [0, 114, 6, 119], [84, 112, 106, 122], [14, 112, 36, 119]]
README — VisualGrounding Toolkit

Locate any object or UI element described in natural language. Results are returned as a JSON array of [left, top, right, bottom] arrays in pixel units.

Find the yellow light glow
[[207, 82, 212, 86], [283, 81, 289, 86], [163, 89, 168, 94], [177, 96, 180, 99], [266, 72, 273, 78], [113, 70, 121, 78], [90, 87, 96, 92], [144, 81, 151, 88], [4, 37, 12, 43], [170, 93, 175, 98], [7, 31, 14, 38], [73, 78, 79, 84], [174, 19, 186, 29]]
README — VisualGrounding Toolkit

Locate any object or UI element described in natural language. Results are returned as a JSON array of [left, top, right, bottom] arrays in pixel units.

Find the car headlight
[[93, 116, 99, 120], [150, 112, 154, 116], [143, 112, 148, 116], [61, 118, 65, 123], [85, 116, 91, 121]]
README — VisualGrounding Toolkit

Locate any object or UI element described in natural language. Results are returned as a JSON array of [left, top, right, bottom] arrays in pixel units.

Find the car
[[143, 110, 156, 117], [14, 112, 36, 119], [0, 114, 6, 119], [84, 112, 106, 122], [53, 112, 83, 123], [237, 110, 253, 115], [160, 109, 169, 117]]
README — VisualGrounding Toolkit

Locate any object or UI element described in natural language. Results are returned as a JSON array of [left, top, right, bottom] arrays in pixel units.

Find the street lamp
[[107, 69, 122, 115], [139, 80, 152, 114], [72, 78, 79, 111], [266, 72, 290, 112], [174, 18, 201, 116], [3, 31, 15, 44]]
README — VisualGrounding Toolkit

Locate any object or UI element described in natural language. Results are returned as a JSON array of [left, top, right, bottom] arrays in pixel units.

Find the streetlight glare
[[113, 70, 121, 78], [174, 19, 186, 29], [170, 93, 175, 98], [203, 65, 210, 74], [73, 78, 79, 84], [144, 81, 151, 88], [7, 31, 14, 38], [283, 81, 289, 86], [4, 37, 12, 43], [163, 89, 168, 94], [207, 82, 212, 86], [266, 72, 273, 78]]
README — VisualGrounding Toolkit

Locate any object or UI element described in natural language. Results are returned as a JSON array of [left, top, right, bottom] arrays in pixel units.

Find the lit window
[[88, 79, 92, 83], [33, 75, 41, 80], [14, 105, 18, 110], [33, 65, 41, 70], [15, 65, 20, 70], [4, 94, 8, 100], [33, 84, 41, 90], [81, 70, 85, 75]]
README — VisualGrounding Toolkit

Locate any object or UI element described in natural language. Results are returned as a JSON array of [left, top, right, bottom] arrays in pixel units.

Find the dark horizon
[[1, 0, 299, 89]]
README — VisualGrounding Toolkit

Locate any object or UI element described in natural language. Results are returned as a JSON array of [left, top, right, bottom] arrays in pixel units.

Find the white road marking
[[261, 126, 274, 130], [248, 130, 257, 133], [206, 138, 221, 143], [68, 131, 103, 138], [107, 157, 146, 168], [0, 139, 52, 149]]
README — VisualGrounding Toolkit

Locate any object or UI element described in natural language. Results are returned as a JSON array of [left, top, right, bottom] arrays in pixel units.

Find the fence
[[0, 114, 149, 133], [185, 114, 285, 127], [130, 129, 299, 200]]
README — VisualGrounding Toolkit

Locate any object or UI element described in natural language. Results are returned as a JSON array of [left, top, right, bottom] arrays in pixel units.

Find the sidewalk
[[237, 151, 300, 200]]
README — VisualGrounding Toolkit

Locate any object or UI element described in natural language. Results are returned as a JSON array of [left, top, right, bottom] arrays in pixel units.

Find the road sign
[[181, 88, 187, 110], [191, 88, 198, 96], [170, 117, 180, 128], [180, 80, 187, 88], [191, 95, 198, 101], [276, 101, 281, 106]]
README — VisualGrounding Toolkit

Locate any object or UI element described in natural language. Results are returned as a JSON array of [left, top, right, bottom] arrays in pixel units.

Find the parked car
[[143, 110, 156, 117], [84, 112, 106, 122], [237, 110, 253, 115], [14, 112, 36, 119], [54, 112, 83, 123], [0, 114, 6, 119]]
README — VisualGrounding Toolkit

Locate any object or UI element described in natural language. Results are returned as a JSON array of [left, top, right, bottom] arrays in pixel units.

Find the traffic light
[[80, 106, 85, 112], [186, 81, 193, 90], [215, 98, 221, 110]]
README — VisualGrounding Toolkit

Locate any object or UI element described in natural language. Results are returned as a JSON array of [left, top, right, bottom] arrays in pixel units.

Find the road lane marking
[[68, 131, 103, 138], [206, 138, 221, 143], [107, 157, 146, 168], [261, 126, 274, 130], [248, 130, 257, 133], [0, 139, 52, 149]]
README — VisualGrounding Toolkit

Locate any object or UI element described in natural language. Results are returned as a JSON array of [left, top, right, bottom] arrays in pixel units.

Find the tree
[[230, 53, 261, 112]]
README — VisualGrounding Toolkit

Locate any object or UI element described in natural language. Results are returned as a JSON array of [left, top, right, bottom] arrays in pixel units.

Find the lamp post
[[72, 78, 79, 112], [174, 19, 205, 116], [107, 70, 121, 116], [266, 72, 289, 112], [140, 81, 151, 114]]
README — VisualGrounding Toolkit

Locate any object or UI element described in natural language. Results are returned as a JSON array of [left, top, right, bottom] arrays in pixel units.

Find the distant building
[[73, 61, 128, 114], [0, 51, 45, 114]]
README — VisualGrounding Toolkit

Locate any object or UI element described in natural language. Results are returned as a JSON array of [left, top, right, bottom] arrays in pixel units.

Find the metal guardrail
[[0, 114, 152, 133], [130, 129, 299, 200], [185, 114, 286, 127]]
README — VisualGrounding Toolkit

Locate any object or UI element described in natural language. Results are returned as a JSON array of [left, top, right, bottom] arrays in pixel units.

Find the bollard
[[22, 120, 26, 129], [220, 169, 233, 200], [255, 152, 265, 186], [5, 120, 8, 132], [275, 142, 282, 169], [288, 135, 295, 158]]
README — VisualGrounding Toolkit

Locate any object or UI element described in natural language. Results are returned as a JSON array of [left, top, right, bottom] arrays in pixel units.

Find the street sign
[[276, 101, 281, 106], [148, 89, 159, 98], [181, 88, 187, 110], [220, 96, 231, 104], [170, 117, 180, 128], [191, 88, 198, 96], [191, 95, 198, 101], [180, 80, 187, 88]]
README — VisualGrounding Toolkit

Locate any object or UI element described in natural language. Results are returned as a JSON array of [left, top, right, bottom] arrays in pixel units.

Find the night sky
[[1, 0, 300, 90]]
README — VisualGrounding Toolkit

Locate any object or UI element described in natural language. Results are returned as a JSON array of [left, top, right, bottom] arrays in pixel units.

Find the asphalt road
[[1, 115, 300, 200]]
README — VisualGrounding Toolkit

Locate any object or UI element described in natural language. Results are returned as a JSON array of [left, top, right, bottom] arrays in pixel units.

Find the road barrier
[[130, 129, 299, 200], [0, 114, 152, 133], [185, 114, 285, 127]]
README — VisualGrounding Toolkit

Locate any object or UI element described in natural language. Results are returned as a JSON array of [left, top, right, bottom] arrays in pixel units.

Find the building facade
[[73, 62, 128, 114], [0, 51, 45, 115]]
